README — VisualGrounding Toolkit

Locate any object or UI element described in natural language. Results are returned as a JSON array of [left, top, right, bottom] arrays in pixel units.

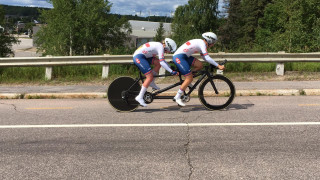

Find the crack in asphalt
[[0, 102, 49, 119], [184, 123, 194, 180], [0, 103, 17, 111], [183, 111, 215, 179]]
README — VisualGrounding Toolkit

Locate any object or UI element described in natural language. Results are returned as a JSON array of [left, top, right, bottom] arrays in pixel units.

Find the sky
[[0, 0, 224, 17]]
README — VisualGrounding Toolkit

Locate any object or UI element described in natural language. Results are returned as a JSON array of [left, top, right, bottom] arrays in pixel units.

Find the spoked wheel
[[198, 75, 235, 110], [107, 77, 141, 112]]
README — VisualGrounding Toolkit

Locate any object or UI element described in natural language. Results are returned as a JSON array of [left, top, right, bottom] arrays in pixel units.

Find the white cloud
[[173, 4, 181, 10], [0, 0, 225, 17], [109, 0, 188, 16], [0, 0, 53, 8]]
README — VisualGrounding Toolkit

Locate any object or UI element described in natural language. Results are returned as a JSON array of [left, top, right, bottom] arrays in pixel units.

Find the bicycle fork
[[208, 75, 219, 94]]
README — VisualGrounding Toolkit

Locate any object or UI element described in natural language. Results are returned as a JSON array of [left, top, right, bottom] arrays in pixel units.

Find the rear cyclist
[[172, 32, 225, 106], [133, 38, 178, 107]]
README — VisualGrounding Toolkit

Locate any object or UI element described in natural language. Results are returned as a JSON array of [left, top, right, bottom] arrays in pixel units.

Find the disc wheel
[[198, 75, 235, 110], [107, 77, 141, 112]]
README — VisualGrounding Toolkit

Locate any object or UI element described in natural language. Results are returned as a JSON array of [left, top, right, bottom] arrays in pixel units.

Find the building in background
[[129, 20, 172, 47], [32, 20, 172, 48]]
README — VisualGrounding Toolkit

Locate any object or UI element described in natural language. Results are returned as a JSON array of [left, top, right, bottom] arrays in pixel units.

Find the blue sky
[[0, 0, 224, 17]]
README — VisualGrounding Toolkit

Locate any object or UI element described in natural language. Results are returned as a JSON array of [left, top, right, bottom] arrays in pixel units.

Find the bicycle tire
[[198, 75, 235, 110], [107, 76, 141, 112]]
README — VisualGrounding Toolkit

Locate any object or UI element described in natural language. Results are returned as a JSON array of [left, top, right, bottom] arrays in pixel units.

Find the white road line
[[1, 122, 320, 129]]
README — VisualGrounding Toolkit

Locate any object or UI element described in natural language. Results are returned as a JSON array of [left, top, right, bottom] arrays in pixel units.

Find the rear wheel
[[198, 75, 235, 110], [107, 77, 141, 112]]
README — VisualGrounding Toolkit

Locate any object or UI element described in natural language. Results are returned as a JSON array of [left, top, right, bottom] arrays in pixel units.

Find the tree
[[153, 22, 165, 42], [35, 0, 132, 56], [219, 0, 272, 52], [219, 0, 242, 51], [171, 0, 220, 45], [0, 5, 19, 57], [255, 0, 320, 52], [239, 0, 272, 51]]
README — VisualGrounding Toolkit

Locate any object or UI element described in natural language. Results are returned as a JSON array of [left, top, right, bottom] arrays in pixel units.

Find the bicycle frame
[[127, 65, 218, 100], [108, 60, 233, 111]]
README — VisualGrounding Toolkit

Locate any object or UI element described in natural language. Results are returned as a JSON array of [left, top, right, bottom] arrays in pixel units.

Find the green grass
[[0, 62, 319, 84], [225, 62, 320, 72]]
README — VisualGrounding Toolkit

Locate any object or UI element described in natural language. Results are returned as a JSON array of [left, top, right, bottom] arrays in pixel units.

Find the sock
[[174, 89, 184, 100], [137, 85, 147, 99]]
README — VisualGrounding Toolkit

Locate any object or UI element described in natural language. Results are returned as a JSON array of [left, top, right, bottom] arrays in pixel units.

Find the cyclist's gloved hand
[[171, 71, 178, 75]]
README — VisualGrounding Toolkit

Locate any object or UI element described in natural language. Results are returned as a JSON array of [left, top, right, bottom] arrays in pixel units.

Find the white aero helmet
[[202, 32, 218, 44], [164, 38, 177, 53]]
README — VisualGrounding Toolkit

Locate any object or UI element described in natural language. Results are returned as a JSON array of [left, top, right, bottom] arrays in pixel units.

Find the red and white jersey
[[174, 39, 218, 67], [133, 42, 173, 73], [133, 42, 165, 61]]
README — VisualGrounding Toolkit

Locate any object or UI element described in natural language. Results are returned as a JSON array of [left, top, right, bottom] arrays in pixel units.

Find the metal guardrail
[[0, 52, 319, 79]]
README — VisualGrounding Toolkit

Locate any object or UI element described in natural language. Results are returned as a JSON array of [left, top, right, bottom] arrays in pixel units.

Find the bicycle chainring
[[143, 92, 154, 104], [181, 94, 190, 102]]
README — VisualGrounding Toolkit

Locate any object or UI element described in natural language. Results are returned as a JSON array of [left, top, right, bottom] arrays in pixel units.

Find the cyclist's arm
[[157, 44, 174, 73], [160, 60, 174, 73], [200, 44, 219, 67], [201, 54, 219, 67]]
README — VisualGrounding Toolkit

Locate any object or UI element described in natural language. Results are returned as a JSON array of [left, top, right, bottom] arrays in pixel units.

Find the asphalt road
[[1, 96, 320, 179]]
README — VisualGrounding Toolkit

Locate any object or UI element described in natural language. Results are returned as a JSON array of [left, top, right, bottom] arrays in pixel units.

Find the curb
[[0, 93, 106, 99], [1, 89, 320, 99]]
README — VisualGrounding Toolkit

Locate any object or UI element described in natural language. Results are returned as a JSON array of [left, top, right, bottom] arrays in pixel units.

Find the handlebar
[[219, 59, 227, 66], [209, 59, 227, 71]]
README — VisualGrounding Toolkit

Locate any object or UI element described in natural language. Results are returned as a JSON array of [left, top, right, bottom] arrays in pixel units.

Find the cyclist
[[133, 38, 178, 107], [172, 32, 225, 106]]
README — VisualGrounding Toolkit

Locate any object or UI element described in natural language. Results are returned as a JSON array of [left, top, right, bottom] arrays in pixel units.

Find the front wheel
[[107, 76, 141, 112], [198, 75, 235, 110]]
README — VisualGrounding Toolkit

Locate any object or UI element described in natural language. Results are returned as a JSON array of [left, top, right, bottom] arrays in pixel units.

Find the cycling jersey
[[174, 39, 219, 67], [133, 42, 173, 74]]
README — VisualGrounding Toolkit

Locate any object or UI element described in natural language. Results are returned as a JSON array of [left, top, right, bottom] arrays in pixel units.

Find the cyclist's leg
[[152, 57, 161, 73], [189, 57, 202, 87], [172, 54, 194, 106], [150, 57, 160, 90], [133, 55, 154, 107], [192, 58, 203, 72], [180, 74, 193, 91]]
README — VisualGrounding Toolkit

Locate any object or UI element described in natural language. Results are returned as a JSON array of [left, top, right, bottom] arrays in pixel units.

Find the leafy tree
[[255, 0, 320, 52], [0, 5, 19, 57], [239, 0, 272, 51], [153, 22, 165, 42], [35, 0, 132, 56], [219, 0, 272, 52], [171, 0, 220, 45], [219, 0, 242, 51]]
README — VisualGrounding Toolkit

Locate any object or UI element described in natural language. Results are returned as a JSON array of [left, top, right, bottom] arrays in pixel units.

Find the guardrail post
[[45, 55, 52, 80], [102, 65, 109, 79], [45, 67, 52, 80], [276, 63, 284, 76], [276, 51, 285, 76], [159, 67, 165, 78], [102, 54, 109, 79]]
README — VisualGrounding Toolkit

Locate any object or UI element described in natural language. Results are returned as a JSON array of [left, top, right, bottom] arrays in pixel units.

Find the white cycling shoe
[[135, 96, 147, 107], [174, 98, 186, 107], [149, 80, 160, 90]]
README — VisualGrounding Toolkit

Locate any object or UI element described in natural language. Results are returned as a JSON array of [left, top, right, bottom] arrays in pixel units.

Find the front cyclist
[[133, 38, 178, 107], [172, 32, 225, 106]]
